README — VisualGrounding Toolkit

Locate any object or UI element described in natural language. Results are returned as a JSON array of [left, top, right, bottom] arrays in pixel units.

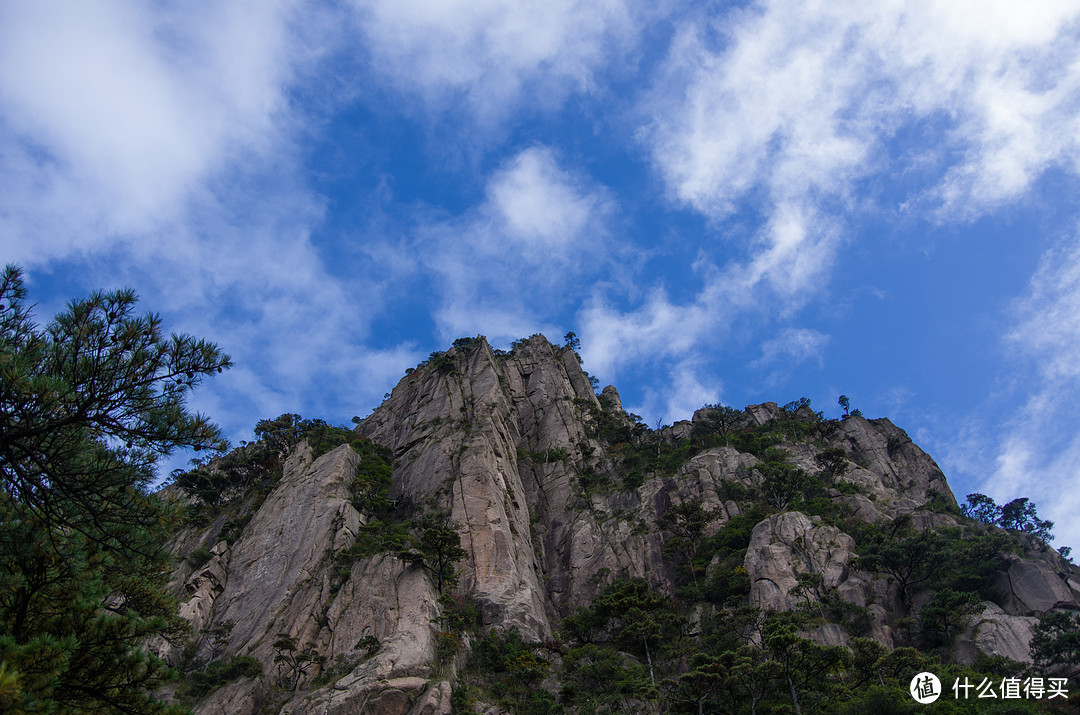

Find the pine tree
[[0, 265, 230, 712]]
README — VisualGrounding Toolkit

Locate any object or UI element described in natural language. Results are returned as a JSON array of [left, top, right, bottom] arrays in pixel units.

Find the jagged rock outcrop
[[745, 511, 856, 614], [163, 334, 1080, 713]]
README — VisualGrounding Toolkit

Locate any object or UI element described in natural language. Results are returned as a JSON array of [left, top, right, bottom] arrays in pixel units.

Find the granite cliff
[[161, 335, 1080, 713]]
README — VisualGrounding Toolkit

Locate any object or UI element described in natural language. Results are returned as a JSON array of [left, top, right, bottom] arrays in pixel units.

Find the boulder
[[1008, 559, 1078, 613], [956, 602, 1038, 665]]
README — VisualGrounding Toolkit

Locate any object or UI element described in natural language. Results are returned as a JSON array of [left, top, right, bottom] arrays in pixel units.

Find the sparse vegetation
[[149, 335, 1079, 712]]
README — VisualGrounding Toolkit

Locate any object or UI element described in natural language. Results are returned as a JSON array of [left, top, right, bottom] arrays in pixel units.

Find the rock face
[[163, 335, 1080, 713], [745, 512, 856, 613]]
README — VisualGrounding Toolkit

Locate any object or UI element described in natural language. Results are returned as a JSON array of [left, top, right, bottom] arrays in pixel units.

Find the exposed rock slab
[[745, 511, 856, 613]]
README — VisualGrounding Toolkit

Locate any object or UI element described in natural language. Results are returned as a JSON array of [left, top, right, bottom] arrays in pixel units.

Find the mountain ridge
[[161, 333, 1080, 713]]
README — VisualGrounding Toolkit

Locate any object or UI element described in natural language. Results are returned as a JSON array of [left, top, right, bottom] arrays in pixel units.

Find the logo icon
[[910, 672, 941, 704]]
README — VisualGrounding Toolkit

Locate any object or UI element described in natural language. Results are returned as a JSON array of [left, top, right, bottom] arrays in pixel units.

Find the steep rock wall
[[163, 334, 1080, 713]]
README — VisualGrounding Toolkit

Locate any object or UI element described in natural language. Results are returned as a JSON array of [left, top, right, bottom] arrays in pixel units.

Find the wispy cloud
[[646, 0, 1080, 223], [651, 361, 722, 426], [352, 0, 639, 123], [976, 236, 1080, 549], [751, 327, 829, 386], [412, 146, 616, 343], [0, 0, 417, 445], [0, 0, 315, 249], [586, 0, 1080, 379]]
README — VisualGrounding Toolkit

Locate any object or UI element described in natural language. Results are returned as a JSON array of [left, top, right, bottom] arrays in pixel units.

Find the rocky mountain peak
[[162, 334, 1080, 714]]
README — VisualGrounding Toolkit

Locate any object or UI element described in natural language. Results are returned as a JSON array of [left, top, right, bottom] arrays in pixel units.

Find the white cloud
[[975, 236, 1080, 549], [0, 0, 420, 452], [353, 0, 637, 121], [646, 0, 1080, 224], [586, 0, 1080, 383], [624, 360, 721, 426], [416, 146, 615, 343], [488, 149, 599, 253], [578, 202, 836, 379], [752, 328, 828, 370], [0, 0, 312, 250], [579, 288, 714, 380]]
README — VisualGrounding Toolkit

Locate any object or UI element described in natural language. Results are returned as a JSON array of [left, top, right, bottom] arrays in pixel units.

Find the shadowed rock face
[[163, 335, 1080, 713]]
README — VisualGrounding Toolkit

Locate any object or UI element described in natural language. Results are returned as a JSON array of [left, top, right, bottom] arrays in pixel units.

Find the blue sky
[[3, 1, 1080, 549]]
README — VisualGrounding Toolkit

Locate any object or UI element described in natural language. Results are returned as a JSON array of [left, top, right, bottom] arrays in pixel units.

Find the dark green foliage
[[427, 350, 458, 375], [342, 518, 412, 560], [220, 513, 253, 545], [177, 655, 262, 699], [452, 335, 483, 351], [399, 509, 469, 593], [727, 426, 784, 460], [692, 403, 743, 446], [783, 396, 814, 414], [174, 441, 279, 506], [476, 627, 533, 673], [203, 619, 234, 662], [919, 589, 983, 646], [789, 573, 872, 637], [764, 620, 852, 714], [662, 651, 732, 714], [350, 438, 393, 514], [0, 265, 229, 713], [509, 333, 546, 353], [815, 447, 850, 480], [252, 412, 309, 456], [573, 393, 828, 490], [659, 499, 719, 586], [853, 516, 952, 610], [175, 413, 378, 513], [440, 592, 481, 633], [577, 465, 613, 496], [925, 489, 962, 516], [1030, 611, 1080, 676], [702, 509, 765, 556], [760, 461, 811, 511], [451, 683, 476, 714], [562, 643, 652, 712], [963, 492, 1004, 525], [470, 628, 559, 713], [186, 547, 213, 569], [568, 578, 684, 681], [563, 331, 580, 351], [962, 493, 1055, 544], [272, 634, 324, 691], [1000, 498, 1054, 543], [561, 605, 609, 644], [704, 563, 751, 606], [435, 630, 463, 663], [935, 529, 1009, 598], [278, 417, 352, 459]]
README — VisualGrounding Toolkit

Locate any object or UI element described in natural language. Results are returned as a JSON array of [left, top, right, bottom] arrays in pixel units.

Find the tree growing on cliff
[[659, 499, 718, 586], [272, 634, 324, 691], [1031, 611, 1080, 677], [692, 403, 742, 447], [0, 265, 230, 712], [962, 493, 1055, 543], [853, 516, 950, 611], [400, 509, 469, 594]]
